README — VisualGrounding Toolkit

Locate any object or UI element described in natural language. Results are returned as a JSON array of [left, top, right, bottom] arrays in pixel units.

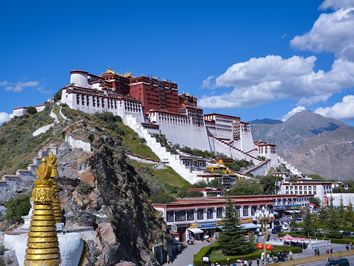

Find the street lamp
[[255, 207, 274, 265]]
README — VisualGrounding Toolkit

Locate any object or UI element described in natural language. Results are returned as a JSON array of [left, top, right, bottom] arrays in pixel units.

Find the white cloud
[[282, 106, 306, 121], [291, 7, 354, 61], [320, 0, 354, 10], [202, 75, 215, 88], [200, 1, 354, 109], [315, 95, 354, 120], [199, 56, 354, 108], [0, 112, 12, 125], [4, 81, 39, 92], [0, 81, 8, 86]]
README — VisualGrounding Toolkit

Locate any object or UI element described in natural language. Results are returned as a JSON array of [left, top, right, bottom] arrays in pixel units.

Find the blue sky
[[1, 0, 354, 125]]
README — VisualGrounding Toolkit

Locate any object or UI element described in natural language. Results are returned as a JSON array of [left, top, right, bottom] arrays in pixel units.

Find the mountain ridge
[[251, 110, 354, 180]]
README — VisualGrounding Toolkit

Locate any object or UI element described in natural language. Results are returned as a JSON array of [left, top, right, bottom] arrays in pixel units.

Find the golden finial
[[25, 157, 61, 265], [46, 152, 62, 223], [47, 152, 59, 178], [36, 158, 51, 180], [47, 152, 57, 165], [105, 68, 115, 74], [124, 72, 133, 78]]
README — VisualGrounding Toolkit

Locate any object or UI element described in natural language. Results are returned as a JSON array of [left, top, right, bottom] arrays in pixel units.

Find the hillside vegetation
[[0, 105, 58, 176]]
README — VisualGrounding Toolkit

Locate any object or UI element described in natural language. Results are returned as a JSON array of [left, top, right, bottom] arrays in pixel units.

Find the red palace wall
[[129, 77, 180, 114]]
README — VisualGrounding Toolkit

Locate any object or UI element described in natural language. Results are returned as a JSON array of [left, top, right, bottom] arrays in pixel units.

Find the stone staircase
[[124, 115, 201, 184], [212, 136, 262, 164], [0, 146, 58, 203], [278, 156, 302, 175]]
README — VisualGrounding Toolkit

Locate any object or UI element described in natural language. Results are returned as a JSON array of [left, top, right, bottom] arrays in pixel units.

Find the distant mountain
[[251, 110, 354, 180], [249, 118, 283, 125]]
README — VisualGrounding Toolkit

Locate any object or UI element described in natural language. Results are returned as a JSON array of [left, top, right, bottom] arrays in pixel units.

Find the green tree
[[290, 212, 298, 232], [326, 199, 341, 238], [26, 106, 37, 115], [228, 179, 263, 195], [338, 198, 346, 226], [150, 191, 177, 203], [209, 179, 222, 188], [53, 88, 62, 102], [345, 202, 354, 227], [307, 174, 325, 181], [309, 197, 321, 208], [303, 208, 312, 236], [259, 175, 282, 194], [6, 193, 31, 223], [218, 198, 251, 255]]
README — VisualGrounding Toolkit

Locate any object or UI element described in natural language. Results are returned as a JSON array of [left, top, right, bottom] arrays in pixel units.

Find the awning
[[198, 226, 218, 230], [187, 228, 203, 234], [240, 223, 260, 230]]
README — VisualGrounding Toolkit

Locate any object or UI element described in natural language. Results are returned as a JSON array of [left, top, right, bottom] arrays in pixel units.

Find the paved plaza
[[163, 236, 351, 266]]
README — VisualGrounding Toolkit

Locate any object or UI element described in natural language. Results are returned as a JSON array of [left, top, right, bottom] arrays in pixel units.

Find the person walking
[[289, 250, 293, 260], [248, 259, 252, 265], [256, 257, 260, 266], [346, 244, 349, 251]]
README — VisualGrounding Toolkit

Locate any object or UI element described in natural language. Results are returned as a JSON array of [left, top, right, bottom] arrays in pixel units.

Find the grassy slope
[[119, 122, 160, 161], [0, 106, 60, 175], [0, 105, 187, 193], [128, 160, 190, 188]]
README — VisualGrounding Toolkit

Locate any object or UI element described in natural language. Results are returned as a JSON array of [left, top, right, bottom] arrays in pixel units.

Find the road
[[295, 255, 354, 265], [165, 240, 211, 266]]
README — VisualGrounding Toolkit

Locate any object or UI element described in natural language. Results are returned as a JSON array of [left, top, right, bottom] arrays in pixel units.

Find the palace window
[[197, 209, 204, 220], [93, 97, 96, 107], [243, 206, 249, 217], [102, 98, 105, 108], [167, 211, 174, 222], [251, 206, 257, 216], [97, 98, 100, 107], [216, 207, 223, 218], [175, 210, 186, 221], [207, 208, 213, 219], [87, 96, 90, 106], [187, 210, 194, 221]]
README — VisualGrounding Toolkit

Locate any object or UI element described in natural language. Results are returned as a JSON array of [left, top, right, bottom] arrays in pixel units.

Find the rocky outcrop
[[57, 131, 171, 265]]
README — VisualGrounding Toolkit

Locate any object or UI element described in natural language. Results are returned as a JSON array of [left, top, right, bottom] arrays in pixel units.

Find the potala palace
[[59, 69, 278, 181]]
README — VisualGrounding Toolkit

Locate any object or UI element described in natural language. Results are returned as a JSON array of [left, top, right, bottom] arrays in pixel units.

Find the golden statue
[[25, 158, 61, 265], [47, 152, 62, 224]]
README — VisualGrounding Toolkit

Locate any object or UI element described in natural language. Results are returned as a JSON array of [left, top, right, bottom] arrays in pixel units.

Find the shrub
[[53, 88, 62, 102], [5, 193, 31, 223], [77, 181, 94, 195], [193, 244, 302, 266], [26, 106, 37, 115], [0, 245, 5, 255], [149, 191, 177, 203]]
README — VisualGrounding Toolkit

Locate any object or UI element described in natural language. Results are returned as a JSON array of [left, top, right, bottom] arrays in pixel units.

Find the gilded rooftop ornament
[[46, 152, 62, 224], [25, 158, 61, 265]]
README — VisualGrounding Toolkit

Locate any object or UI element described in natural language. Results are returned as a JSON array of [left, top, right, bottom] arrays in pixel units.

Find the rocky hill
[[0, 104, 173, 265], [251, 110, 354, 180]]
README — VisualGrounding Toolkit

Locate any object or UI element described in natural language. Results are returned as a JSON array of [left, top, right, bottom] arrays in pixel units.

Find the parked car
[[296, 218, 303, 223], [272, 226, 283, 234], [341, 231, 354, 236], [326, 258, 349, 266]]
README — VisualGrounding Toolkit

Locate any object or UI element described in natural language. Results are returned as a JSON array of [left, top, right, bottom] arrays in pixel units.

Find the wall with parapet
[[65, 135, 91, 153]]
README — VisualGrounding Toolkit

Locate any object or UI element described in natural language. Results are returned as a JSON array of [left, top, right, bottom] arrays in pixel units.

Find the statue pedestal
[[4, 232, 84, 266]]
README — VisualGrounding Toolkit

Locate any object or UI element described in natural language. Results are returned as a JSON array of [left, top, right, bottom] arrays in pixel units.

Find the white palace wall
[[149, 112, 210, 151], [61, 89, 145, 124]]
